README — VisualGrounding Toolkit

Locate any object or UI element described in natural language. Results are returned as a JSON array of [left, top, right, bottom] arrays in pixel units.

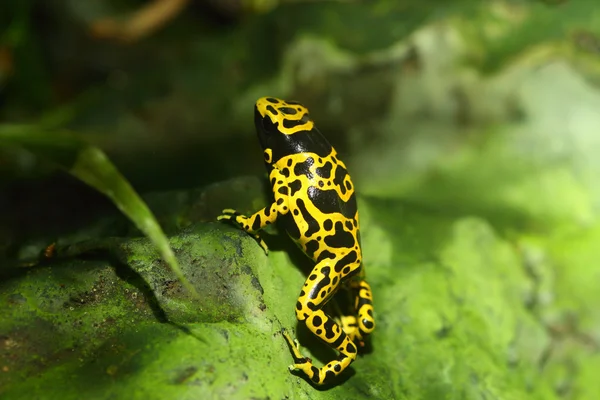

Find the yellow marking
[[256, 97, 315, 135], [263, 148, 273, 163]]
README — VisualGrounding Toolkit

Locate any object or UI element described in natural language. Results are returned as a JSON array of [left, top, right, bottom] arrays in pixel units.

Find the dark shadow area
[[107, 250, 170, 324], [0, 172, 121, 243], [108, 250, 201, 340], [8, 239, 201, 341]]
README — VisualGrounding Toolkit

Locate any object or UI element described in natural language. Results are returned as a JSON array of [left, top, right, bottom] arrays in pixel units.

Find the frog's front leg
[[282, 259, 358, 385], [217, 169, 289, 254]]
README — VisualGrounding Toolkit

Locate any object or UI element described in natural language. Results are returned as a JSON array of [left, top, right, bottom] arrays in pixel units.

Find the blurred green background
[[1, 0, 600, 399]]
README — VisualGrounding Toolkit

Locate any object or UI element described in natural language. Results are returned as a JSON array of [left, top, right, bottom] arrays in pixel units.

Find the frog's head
[[254, 97, 314, 166]]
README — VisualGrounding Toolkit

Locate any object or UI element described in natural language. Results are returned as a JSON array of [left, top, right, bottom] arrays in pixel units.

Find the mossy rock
[[3, 176, 598, 398]]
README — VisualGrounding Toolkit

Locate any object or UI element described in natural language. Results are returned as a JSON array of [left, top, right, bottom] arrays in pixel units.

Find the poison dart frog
[[217, 97, 375, 385]]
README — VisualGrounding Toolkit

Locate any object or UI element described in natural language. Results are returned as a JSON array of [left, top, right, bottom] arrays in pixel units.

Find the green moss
[[546, 224, 600, 329], [363, 216, 554, 399], [3, 179, 600, 398]]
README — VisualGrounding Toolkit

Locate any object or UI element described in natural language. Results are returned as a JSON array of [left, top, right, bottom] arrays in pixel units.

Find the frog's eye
[[260, 115, 279, 135]]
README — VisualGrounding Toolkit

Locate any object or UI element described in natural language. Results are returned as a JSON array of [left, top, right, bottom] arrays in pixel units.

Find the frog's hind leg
[[329, 290, 362, 345], [282, 311, 357, 385], [282, 260, 358, 385], [350, 279, 375, 338]]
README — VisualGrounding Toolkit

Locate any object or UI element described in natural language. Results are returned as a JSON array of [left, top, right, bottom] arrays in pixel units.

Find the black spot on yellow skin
[[279, 106, 298, 115], [324, 222, 355, 249], [219, 97, 375, 386], [323, 318, 336, 340], [324, 370, 335, 381], [334, 165, 349, 195], [308, 274, 331, 300], [294, 157, 315, 179], [305, 240, 319, 258], [334, 250, 357, 273], [346, 342, 356, 354], [251, 214, 262, 231], [310, 367, 320, 383], [316, 161, 333, 179], [308, 186, 357, 220], [289, 179, 302, 196], [283, 113, 310, 130], [317, 250, 336, 262], [296, 199, 319, 238]]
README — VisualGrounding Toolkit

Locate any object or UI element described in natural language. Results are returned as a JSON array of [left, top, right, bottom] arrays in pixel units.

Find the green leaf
[[0, 124, 199, 298]]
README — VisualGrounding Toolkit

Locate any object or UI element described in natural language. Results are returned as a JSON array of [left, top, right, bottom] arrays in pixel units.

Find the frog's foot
[[217, 209, 269, 254], [281, 328, 353, 386], [216, 208, 242, 222], [281, 328, 314, 374]]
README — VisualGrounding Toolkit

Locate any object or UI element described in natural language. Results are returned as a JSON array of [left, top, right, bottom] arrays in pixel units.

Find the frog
[[217, 97, 375, 385]]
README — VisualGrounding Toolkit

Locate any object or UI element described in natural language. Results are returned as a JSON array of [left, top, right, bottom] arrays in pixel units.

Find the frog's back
[[275, 130, 361, 266], [254, 96, 362, 265]]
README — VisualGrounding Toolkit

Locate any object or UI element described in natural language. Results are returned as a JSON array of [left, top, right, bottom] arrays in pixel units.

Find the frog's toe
[[220, 208, 240, 215]]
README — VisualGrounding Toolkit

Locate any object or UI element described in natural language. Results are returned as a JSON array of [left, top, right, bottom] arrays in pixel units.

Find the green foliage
[[0, 124, 198, 298]]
